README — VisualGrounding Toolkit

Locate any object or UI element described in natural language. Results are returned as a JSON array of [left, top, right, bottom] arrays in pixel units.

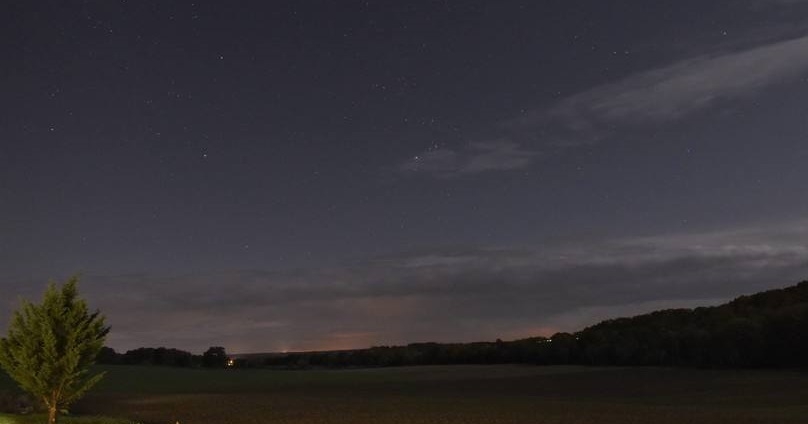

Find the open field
[[3, 365, 808, 424], [0, 414, 132, 424]]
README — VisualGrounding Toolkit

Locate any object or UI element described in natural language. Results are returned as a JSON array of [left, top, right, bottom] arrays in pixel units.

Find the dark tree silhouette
[[203, 346, 228, 368]]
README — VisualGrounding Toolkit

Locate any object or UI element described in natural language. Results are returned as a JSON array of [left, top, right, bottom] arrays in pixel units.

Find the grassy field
[[0, 413, 133, 424], [2, 365, 808, 423]]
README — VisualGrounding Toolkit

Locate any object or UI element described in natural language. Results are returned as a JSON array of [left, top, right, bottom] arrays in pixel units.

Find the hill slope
[[574, 280, 808, 367], [259, 280, 808, 368]]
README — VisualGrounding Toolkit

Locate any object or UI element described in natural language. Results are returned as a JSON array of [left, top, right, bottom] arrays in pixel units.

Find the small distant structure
[[226, 358, 236, 367]]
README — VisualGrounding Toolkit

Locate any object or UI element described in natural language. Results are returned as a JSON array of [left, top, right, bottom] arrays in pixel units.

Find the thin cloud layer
[[400, 140, 539, 178], [757, 0, 808, 4], [401, 33, 808, 177], [508, 34, 808, 147], [3, 221, 804, 354]]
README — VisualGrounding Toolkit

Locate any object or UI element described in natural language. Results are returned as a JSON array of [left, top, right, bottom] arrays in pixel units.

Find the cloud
[[399, 139, 540, 178], [2, 221, 807, 353], [508, 34, 808, 146], [756, 0, 808, 4], [399, 33, 808, 176]]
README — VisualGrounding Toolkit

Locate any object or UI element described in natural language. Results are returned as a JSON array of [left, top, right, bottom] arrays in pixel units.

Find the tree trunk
[[48, 404, 58, 424]]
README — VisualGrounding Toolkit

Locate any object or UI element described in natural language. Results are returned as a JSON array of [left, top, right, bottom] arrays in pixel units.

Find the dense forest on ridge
[[99, 280, 808, 369]]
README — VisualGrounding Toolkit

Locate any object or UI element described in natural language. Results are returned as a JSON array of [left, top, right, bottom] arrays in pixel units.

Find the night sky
[[3, 0, 808, 354]]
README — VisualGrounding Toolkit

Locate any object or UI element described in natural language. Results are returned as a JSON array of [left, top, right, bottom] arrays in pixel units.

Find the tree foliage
[[259, 280, 808, 369], [0, 276, 109, 424], [202, 346, 228, 368], [97, 280, 808, 371]]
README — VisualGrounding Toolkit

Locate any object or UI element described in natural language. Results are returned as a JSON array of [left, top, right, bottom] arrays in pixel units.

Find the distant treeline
[[98, 345, 230, 368], [99, 280, 808, 369]]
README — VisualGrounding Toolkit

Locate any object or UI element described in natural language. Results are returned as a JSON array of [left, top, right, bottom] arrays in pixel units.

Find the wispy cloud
[[4, 221, 805, 353], [399, 33, 808, 177], [399, 140, 539, 178], [756, 0, 808, 4], [508, 34, 808, 146]]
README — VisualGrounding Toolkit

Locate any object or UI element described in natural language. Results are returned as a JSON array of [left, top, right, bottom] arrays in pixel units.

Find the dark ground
[[54, 365, 808, 424]]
